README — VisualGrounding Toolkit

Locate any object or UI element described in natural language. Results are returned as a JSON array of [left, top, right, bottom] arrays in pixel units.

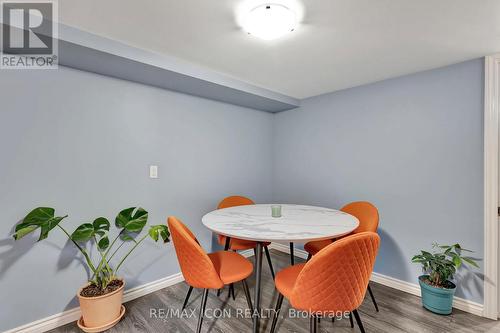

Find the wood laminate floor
[[49, 250, 500, 333]]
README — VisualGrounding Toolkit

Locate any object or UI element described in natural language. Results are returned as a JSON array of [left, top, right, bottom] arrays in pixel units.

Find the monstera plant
[[13, 207, 170, 331]]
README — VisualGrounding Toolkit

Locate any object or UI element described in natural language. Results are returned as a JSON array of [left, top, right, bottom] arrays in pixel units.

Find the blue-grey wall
[[0, 67, 273, 332], [272, 59, 485, 303], [0, 58, 486, 332]]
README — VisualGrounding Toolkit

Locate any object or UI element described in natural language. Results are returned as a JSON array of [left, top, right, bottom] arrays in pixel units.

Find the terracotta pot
[[77, 279, 125, 328]]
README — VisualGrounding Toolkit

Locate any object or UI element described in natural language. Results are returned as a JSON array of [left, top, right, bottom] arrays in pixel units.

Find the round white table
[[202, 204, 359, 333]]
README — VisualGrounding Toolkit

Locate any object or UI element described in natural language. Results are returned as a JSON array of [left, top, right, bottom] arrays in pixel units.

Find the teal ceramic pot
[[418, 275, 456, 315]]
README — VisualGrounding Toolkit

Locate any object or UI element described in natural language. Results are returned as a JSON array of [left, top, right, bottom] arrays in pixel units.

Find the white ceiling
[[59, 0, 500, 99]]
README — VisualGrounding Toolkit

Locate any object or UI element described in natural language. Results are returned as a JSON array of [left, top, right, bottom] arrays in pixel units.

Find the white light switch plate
[[149, 165, 158, 178]]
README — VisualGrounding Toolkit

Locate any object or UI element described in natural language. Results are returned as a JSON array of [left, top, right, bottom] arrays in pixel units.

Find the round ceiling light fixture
[[243, 3, 297, 40]]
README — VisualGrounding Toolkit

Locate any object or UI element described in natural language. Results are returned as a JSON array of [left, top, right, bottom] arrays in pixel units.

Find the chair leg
[[270, 293, 284, 333], [289, 242, 295, 265], [241, 279, 254, 312], [367, 284, 379, 312], [230, 283, 235, 300], [349, 312, 354, 328], [182, 286, 193, 310], [226, 283, 235, 300], [217, 287, 223, 297], [352, 309, 365, 333], [309, 315, 317, 333], [264, 246, 275, 279], [196, 289, 209, 333]]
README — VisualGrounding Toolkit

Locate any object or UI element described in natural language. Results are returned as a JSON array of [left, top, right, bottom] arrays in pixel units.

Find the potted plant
[[13, 207, 170, 332], [411, 243, 479, 315]]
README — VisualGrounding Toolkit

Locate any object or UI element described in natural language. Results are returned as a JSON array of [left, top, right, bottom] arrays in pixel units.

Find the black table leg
[[224, 236, 231, 251], [217, 236, 232, 297], [253, 242, 263, 333], [289, 242, 295, 265]]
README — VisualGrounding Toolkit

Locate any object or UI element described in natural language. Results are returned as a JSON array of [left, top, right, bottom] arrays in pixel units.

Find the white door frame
[[484, 54, 500, 319]]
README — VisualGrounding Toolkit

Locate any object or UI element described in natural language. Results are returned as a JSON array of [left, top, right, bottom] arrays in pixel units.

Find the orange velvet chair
[[168, 217, 254, 333], [270, 232, 380, 333], [304, 201, 380, 312], [217, 196, 275, 279], [181, 196, 276, 310]]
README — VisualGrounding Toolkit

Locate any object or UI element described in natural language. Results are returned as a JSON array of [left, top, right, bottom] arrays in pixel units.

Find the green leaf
[[93, 217, 110, 237], [452, 255, 462, 268], [71, 223, 95, 242], [462, 257, 480, 268], [24, 207, 54, 223], [149, 225, 170, 243], [120, 233, 137, 243], [98, 236, 110, 251], [14, 207, 67, 241], [13, 225, 38, 240], [115, 207, 148, 232], [39, 215, 66, 241], [459, 248, 473, 253], [115, 207, 135, 228], [93, 217, 110, 232], [148, 227, 158, 242]]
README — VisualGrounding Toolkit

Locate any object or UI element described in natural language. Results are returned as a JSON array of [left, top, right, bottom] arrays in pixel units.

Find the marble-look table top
[[202, 204, 359, 243]]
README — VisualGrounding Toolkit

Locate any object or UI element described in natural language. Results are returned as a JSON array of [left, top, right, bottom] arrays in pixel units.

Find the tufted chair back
[[168, 217, 224, 289], [341, 201, 379, 234], [290, 232, 380, 313], [217, 195, 255, 209], [216, 196, 255, 245]]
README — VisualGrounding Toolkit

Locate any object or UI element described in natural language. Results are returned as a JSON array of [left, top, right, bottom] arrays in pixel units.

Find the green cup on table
[[271, 205, 282, 218]]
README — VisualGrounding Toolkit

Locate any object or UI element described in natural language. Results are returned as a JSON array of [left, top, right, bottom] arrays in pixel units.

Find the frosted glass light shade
[[243, 4, 297, 40]]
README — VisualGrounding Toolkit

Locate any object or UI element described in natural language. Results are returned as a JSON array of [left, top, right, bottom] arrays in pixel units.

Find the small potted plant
[[411, 243, 479, 315], [13, 207, 170, 332]]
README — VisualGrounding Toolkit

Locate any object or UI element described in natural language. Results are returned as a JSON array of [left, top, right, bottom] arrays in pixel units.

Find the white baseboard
[[4, 244, 486, 333], [3, 247, 256, 333], [370, 272, 484, 317], [3, 273, 184, 333], [122, 273, 184, 303], [239, 249, 255, 258], [269, 242, 485, 317], [2, 308, 83, 333], [3, 248, 254, 333], [269, 242, 309, 259]]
